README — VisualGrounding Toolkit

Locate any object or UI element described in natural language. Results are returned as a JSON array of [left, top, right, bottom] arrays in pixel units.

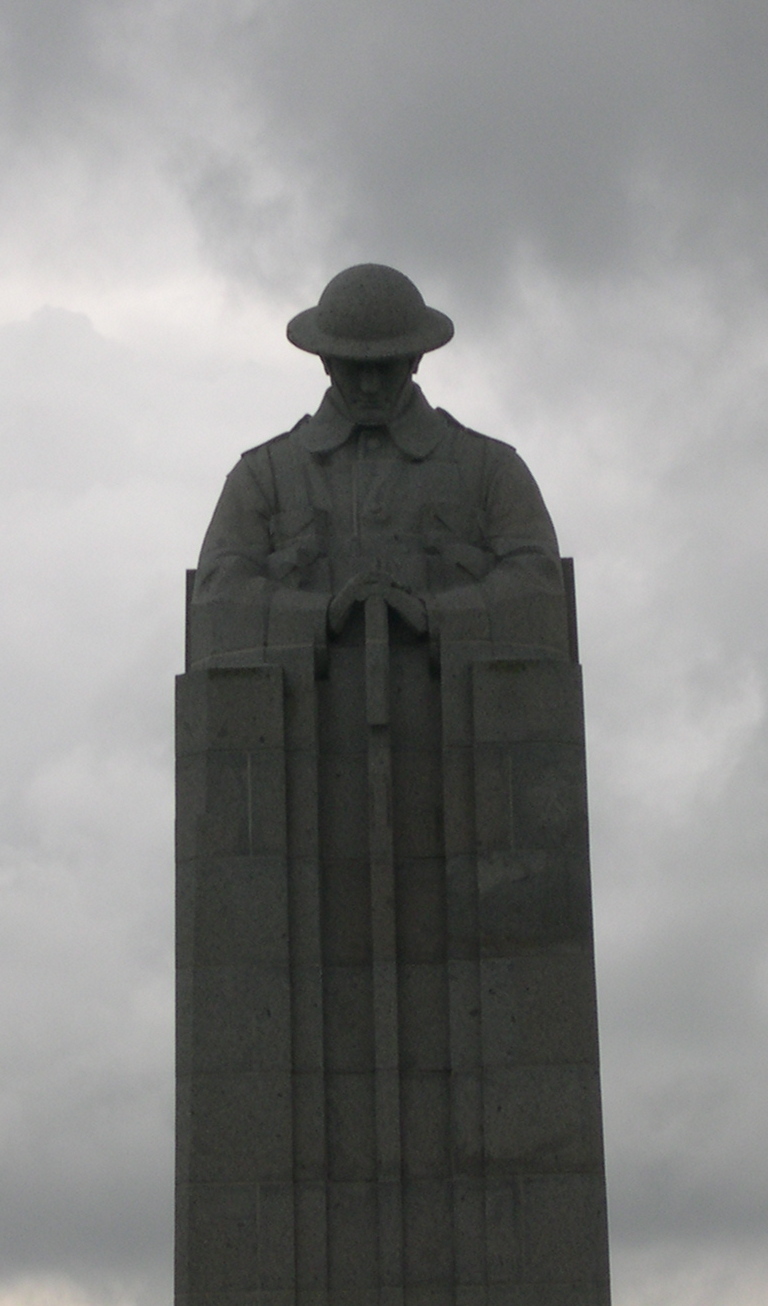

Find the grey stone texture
[[176, 615, 611, 1305], [176, 263, 610, 1305]]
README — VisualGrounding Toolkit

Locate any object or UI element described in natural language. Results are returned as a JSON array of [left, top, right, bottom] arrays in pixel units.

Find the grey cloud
[[0, 307, 325, 1306], [6, 1, 768, 298], [176, 0, 768, 291], [0, 0, 114, 138], [1, 8, 768, 1303], [593, 709, 768, 1254]]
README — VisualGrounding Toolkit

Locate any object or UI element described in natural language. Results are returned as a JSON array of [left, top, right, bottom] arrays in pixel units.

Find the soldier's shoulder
[[240, 414, 311, 462], [435, 407, 518, 456]]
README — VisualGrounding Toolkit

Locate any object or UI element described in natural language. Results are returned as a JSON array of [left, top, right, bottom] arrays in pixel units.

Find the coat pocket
[[422, 505, 492, 581]]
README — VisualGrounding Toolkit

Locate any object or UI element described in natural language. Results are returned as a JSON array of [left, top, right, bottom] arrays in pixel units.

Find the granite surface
[[175, 610, 611, 1305]]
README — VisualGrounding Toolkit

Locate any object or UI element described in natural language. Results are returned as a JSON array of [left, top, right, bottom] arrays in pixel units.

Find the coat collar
[[294, 383, 447, 460]]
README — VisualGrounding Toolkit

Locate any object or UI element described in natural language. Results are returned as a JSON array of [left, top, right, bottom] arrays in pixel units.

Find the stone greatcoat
[[177, 373, 612, 1306], [189, 383, 569, 665]]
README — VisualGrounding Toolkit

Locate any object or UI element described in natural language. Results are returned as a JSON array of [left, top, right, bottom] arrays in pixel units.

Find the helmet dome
[[287, 264, 454, 359]]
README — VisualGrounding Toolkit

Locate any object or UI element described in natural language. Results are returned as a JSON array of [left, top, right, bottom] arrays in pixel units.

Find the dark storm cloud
[[5, 0, 768, 296], [180, 0, 768, 290]]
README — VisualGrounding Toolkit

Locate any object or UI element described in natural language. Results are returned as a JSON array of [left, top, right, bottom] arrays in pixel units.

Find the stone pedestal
[[175, 575, 611, 1305]]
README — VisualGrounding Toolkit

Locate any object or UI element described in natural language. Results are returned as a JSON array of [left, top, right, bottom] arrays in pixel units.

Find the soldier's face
[[325, 356, 418, 424]]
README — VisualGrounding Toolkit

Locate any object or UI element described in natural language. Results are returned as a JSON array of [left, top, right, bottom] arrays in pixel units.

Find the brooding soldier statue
[[176, 265, 611, 1306], [189, 263, 569, 667]]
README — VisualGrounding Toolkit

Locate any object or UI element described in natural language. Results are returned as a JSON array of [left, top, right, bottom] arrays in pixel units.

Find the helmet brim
[[286, 305, 454, 359]]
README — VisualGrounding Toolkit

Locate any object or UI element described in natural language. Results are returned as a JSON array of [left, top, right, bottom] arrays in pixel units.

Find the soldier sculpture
[[176, 264, 611, 1306]]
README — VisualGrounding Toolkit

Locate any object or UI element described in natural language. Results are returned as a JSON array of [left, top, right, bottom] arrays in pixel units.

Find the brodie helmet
[[287, 264, 454, 360]]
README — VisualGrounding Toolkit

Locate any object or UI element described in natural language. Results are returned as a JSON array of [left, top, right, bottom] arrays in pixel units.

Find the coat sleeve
[[189, 445, 329, 664], [425, 437, 570, 656]]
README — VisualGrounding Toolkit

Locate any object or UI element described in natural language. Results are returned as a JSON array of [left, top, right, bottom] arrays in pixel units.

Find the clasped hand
[[328, 569, 427, 636]]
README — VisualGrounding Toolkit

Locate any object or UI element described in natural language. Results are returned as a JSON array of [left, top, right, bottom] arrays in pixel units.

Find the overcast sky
[[1, 3, 767, 1304]]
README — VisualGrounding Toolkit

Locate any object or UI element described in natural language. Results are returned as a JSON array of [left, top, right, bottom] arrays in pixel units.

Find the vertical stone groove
[[366, 598, 405, 1298]]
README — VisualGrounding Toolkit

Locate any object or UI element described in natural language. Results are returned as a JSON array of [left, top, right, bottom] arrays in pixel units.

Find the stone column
[[175, 569, 611, 1306]]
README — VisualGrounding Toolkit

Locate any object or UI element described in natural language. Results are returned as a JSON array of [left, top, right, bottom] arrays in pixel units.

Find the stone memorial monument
[[175, 264, 611, 1305]]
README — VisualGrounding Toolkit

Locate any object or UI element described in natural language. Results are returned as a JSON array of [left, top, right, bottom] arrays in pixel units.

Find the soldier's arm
[[190, 446, 329, 662], [425, 437, 569, 656], [193, 454, 274, 600]]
